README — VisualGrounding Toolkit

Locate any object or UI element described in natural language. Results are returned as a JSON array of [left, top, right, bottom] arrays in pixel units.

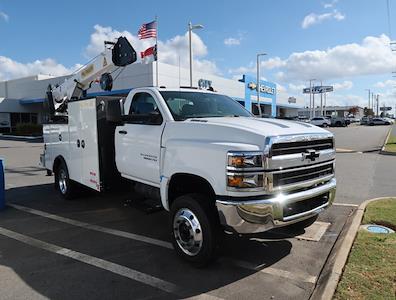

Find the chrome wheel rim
[[58, 169, 67, 194], [173, 208, 203, 256]]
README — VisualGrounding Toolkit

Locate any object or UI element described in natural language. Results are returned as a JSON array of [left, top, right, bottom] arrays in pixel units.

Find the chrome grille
[[271, 161, 334, 190], [270, 138, 334, 156]]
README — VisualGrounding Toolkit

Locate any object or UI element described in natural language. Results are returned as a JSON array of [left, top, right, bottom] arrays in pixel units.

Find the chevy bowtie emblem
[[248, 82, 257, 90], [303, 149, 320, 161]]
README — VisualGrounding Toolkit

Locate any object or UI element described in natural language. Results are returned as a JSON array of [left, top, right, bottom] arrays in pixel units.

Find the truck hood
[[185, 117, 330, 136]]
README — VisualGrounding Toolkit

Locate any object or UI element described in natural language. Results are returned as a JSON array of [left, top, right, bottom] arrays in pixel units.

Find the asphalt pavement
[[327, 125, 396, 205], [0, 124, 394, 299]]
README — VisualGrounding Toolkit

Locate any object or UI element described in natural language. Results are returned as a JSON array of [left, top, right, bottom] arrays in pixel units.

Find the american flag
[[138, 21, 157, 39]]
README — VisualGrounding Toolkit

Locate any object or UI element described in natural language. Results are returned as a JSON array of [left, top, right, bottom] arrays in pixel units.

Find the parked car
[[360, 116, 369, 125], [368, 117, 391, 126], [330, 116, 348, 127], [310, 116, 331, 127], [383, 117, 395, 125]]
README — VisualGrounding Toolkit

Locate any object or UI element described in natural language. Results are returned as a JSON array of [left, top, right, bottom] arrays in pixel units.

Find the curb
[[380, 126, 396, 156], [318, 197, 396, 300]]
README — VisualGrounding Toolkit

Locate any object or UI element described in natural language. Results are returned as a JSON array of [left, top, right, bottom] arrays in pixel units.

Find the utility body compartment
[[42, 96, 124, 192]]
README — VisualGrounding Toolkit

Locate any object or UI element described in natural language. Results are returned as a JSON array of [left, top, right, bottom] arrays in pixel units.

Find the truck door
[[116, 92, 164, 186]]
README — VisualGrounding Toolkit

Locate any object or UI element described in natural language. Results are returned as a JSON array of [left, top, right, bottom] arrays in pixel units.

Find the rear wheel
[[170, 194, 220, 267], [55, 161, 77, 200]]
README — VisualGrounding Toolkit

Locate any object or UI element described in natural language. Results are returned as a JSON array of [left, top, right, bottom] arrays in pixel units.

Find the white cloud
[[0, 24, 219, 81], [86, 24, 219, 75], [323, 0, 338, 9], [276, 34, 396, 81], [301, 10, 345, 29], [224, 37, 241, 46], [0, 11, 9, 22], [0, 56, 80, 81], [374, 79, 396, 88], [333, 80, 353, 90]]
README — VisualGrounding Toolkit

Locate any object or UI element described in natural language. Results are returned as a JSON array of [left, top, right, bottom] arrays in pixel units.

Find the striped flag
[[138, 21, 157, 39], [140, 45, 157, 63]]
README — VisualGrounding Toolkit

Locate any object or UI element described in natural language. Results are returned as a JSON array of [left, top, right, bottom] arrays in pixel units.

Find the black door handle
[[77, 139, 80, 148], [119, 130, 127, 135], [81, 140, 85, 148]]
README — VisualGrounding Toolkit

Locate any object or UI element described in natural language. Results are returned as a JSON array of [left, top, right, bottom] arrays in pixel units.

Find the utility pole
[[376, 94, 379, 116]]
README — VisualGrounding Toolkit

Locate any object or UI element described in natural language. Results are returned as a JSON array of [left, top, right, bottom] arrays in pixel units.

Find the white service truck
[[40, 37, 336, 266]]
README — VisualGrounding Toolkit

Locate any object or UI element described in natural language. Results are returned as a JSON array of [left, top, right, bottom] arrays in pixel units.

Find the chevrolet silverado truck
[[41, 87, 336, 265]]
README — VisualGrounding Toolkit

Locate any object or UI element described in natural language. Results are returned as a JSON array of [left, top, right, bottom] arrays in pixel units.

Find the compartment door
[[79, 99, 101, 191]]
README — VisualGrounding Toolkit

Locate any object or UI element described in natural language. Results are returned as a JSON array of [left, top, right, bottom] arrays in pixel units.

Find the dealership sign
[[198, 79, 212, 89], [303, 85, 334, 94], [380, 106, 392, 111], [247, 82, 275, 95]]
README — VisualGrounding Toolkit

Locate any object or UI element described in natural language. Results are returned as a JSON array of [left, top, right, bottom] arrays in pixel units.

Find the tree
[[348, 106, 359, 115]]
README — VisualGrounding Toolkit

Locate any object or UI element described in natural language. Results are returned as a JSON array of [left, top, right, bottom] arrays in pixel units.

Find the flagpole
[[155, 15, 159, 87]]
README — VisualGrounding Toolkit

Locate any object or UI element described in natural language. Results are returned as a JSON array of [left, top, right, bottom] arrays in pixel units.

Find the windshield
[[160, 91, 252, 121]]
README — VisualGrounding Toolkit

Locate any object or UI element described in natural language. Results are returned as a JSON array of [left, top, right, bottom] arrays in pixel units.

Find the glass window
[[31, 113, 38, 124], [160, 91, 252, 121], [129, 92, 159, 115]]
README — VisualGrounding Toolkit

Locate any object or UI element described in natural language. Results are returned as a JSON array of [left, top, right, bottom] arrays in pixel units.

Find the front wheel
[[170, 194, 220, 267]]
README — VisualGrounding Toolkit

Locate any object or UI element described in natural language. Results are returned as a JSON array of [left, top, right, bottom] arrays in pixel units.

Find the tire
[[170, 193, 220, 267], [46, 169, 53, 176], [323, 123, 328, 127], [54, 161, 77, 200], [336, 121, 341, 127], [286, 215, 318, 230]]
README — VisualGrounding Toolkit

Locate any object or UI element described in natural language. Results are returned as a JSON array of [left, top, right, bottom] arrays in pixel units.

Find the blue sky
[[1, 0, 396, 111]]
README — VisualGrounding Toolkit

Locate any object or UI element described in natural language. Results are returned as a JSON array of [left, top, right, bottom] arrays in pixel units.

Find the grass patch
[[384, 135, 396, 153], [334, 198, 396, 299]]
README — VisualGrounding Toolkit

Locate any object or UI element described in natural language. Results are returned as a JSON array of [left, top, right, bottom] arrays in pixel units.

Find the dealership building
[[0, 62, 301, 132]]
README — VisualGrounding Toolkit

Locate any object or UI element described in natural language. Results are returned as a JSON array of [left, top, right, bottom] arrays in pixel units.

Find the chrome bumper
[[216, 178, 336, 234]]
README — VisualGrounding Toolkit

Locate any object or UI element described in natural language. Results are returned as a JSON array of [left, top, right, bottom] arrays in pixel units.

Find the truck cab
[[42, 87, 336, 266]]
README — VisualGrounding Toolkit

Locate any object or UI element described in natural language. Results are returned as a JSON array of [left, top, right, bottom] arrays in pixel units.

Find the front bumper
[[216, 178, 336, 234]]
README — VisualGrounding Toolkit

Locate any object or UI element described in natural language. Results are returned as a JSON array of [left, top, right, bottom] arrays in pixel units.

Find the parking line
[[224, 258, 317, 284], [0, 226, 183, 296], [332, 203, 359, 207], [8, 203, 317, 286], [8, 203, 173, 249]]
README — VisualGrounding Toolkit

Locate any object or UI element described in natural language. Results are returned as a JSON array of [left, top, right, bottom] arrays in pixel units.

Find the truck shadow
[[1, 183, 295, 299]]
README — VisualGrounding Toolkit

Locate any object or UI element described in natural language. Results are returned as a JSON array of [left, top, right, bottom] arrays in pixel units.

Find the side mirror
[[106, 99, 123, 124], [148, 111, 162, 125]]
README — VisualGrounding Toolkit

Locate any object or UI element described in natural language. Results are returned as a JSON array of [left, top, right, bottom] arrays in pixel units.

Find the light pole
[[256, 53, 267, 117], [365, 89, 371, 113], [188, 22, 204, 87], [309, 79, 316, 119]]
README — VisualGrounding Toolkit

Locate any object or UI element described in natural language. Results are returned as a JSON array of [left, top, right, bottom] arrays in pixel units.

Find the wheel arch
[[53, 155, 67, 173], [167, 173, 217, 209]]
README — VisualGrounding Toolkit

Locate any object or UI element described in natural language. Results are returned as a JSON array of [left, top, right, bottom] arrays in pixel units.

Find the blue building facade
[[239, 75, 277, 117]]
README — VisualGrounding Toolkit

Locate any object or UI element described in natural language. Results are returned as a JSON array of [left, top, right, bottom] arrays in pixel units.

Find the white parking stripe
[[220, 258, 317, 284], [0, 226, 183, 296], [8, 203, 173, 249], [332, 203, 359, 207]]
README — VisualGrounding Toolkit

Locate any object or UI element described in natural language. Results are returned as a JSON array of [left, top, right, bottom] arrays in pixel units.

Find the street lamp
[[365, 89, 371, 111], [188, 22, 204, 87], [309, 79, 316, 119], [256, 53, 267, 117]]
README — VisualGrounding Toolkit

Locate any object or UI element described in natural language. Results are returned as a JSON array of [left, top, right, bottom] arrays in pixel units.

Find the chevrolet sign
[[248, 82, 275, 95]]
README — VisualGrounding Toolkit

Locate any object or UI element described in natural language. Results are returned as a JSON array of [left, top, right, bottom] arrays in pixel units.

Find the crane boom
[[47, 36, 137, 116]]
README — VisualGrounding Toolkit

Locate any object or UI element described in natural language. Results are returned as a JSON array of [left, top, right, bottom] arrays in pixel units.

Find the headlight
[[227, 152, 263, 169], [227, 173, 264, 189], [227, 151, 264, 191]]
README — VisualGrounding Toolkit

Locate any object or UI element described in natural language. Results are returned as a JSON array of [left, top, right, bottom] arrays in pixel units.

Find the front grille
[[283, 193, 329, 217], [270, 138, 334, 156], [273, 162, 333, 187]]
